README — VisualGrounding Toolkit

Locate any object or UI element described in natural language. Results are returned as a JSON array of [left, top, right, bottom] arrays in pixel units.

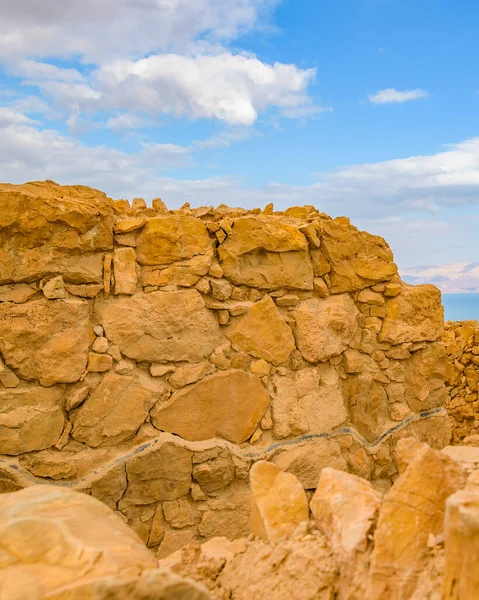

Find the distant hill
[[401, 263, 479, 293]]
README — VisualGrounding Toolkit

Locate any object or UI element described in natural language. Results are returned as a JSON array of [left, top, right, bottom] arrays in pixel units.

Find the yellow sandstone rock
[[152, 370, 270, 444], [249, 460, 309, 541], [225, 295, 295, 365]]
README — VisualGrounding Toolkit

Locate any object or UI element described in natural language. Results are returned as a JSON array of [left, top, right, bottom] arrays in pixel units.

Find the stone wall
[[444, 320, 479, 443], [0, 180, 451, 556]]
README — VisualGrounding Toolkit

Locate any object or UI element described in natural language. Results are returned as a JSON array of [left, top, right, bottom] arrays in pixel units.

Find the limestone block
[[163, 497, 196, 528], [403, 342, 448, 412], [64, 283, 103, 298], [0, 298, 90, 386], [114, 216, 145, 234], [294, 294, 359, 363], [71, 372, 165, 447], [90, 464, 128, 510], [0, 283, 37, 303], [121, 443, 192, 505], [169, 362, 215, 388], [346, 374, 389, 443], [152, 370, 270, 444], [87, 352, 113, 372], [225, 295, 295, 365], [379, 283, 444, 344], [321, 219, 397, 293], [95, 290, 224, 363], [0, 181, 113, 284], [0, 485, 160, 600], [218, 216, 314, 290], [443, 489, 479, 599], [0, 386, 65, 455], [42, 275, 67, 299], [249, 461, 309, 541], [192, 456, 235, 494], [272, 365, 347, 439], [310, 468, 381, 558], [113, 247, 138, 295], [272, 439, 347, 489], [366, 444, 466, 599], [140, 251, 213, 287], [136, 215, 211, 265]]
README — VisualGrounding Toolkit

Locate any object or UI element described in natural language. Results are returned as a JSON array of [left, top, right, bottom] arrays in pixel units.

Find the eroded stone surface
[[225, 295, 295, 365], [0, 386, 65, 455], [136, 216, 211, 265], [0, 298, 90, 386], [250, 461, 309, 541], [367, 442, 466, 599], [380, 284, 444, 344], [218, 216, 314, 290], [95, 290, 223, 363], [294, 294, 359, 362], [152, 370, 270, 444], [0, 484, 157, 599]]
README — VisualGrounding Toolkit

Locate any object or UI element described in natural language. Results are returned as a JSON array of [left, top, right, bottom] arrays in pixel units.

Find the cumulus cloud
[[89, 54, 317, 125], [0, 0, 279, 61], [368, 88, 429, 104], [402, 263, 479, 293], [0, 0, 318, 126]]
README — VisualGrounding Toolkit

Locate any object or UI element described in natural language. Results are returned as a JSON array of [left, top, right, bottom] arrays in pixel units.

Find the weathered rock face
[[294, 294, 359, 362], [366, 441, 466, 600], [249, 461, 309, 541], [444, 320, 479, 443], [225, 295, 295, 365], [0, 181, 453, 556], [95, 290, 223, 363], [0, 298, 90, 386], [217, 216, 314, 290], [0, 181, 112, 284], [0, 484, 209, 600], [152, 370, 270, 444], [443, 487, 479, 600]]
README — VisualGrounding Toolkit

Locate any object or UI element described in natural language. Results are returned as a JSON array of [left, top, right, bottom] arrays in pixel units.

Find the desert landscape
[[0, 181, 478, 599]]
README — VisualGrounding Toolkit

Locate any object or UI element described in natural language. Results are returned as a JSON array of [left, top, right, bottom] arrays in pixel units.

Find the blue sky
[[0, 0, 478, 290]]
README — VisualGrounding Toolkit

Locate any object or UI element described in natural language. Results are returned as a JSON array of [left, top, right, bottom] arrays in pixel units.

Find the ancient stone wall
[[444, 320, 479, 443], [0, 180, 451, 556]]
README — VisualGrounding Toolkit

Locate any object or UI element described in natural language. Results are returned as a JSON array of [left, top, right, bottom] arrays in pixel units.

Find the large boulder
[[0, 299, 90, 386], [366, 441, 466, 599], [0, 485, 157, 599], [95, 290, 223, 363], [217, 216, 314, 290], [151, 370, 270, 445]]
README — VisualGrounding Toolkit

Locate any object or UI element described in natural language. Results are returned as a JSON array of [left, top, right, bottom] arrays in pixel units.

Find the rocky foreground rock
[[2, 438, 479, 599]]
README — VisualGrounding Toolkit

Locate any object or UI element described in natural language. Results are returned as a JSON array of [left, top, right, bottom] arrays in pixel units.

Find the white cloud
[[106, 114, 147, 131], [368, 88, 429, 104], [402, 263, 479, 293], [0, 0, 278, 62], [0, 0, 318, 127], [87, 53, 317, 125]]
